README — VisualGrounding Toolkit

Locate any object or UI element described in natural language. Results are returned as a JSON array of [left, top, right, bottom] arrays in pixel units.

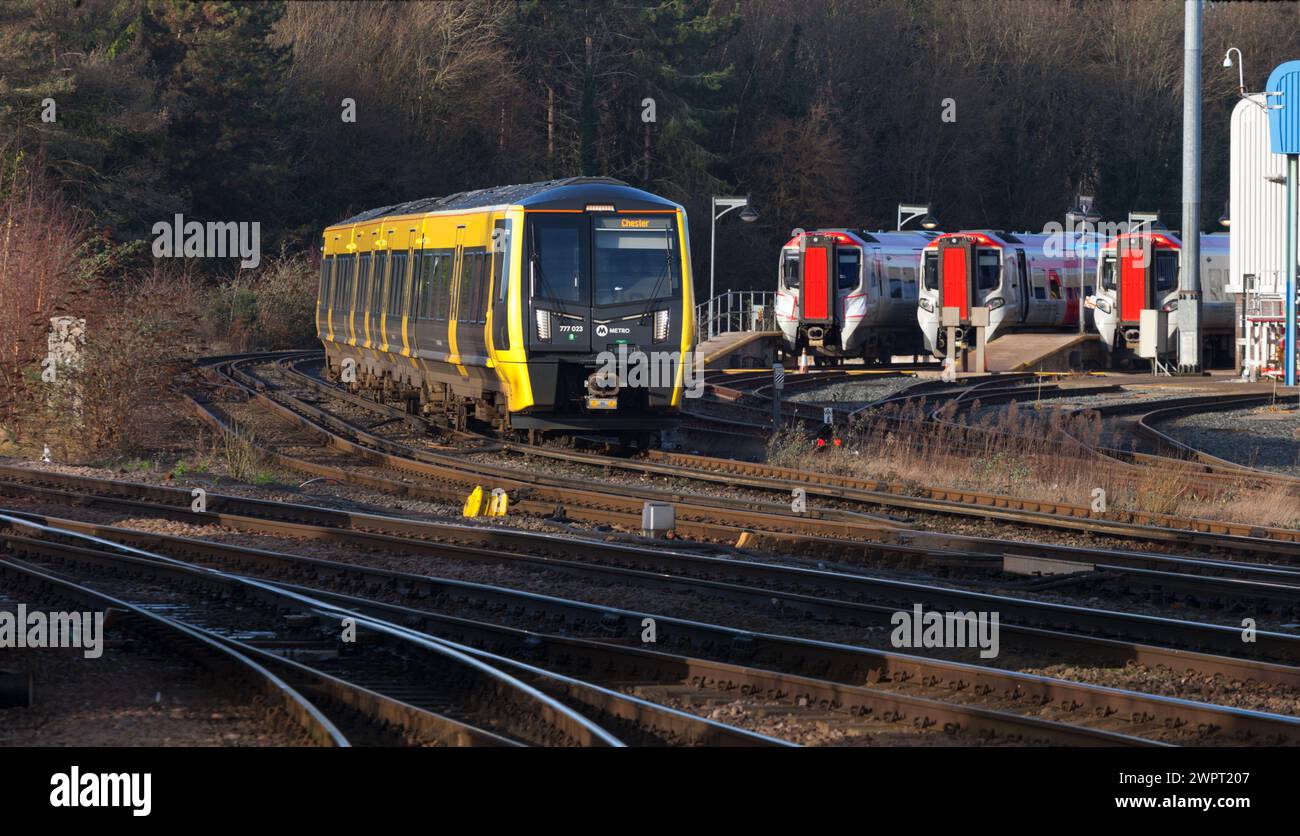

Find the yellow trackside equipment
[[462, 485, 486, 517], [488, 489, 509, 517]]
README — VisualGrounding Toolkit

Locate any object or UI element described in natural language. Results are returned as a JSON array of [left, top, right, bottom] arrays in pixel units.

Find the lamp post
[[1067, 197, 1101, 335], [897, 203, 939, 231], [709, 196, 757, 340]]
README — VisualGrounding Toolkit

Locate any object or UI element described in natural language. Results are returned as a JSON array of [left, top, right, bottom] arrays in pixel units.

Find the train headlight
[[985, 296, 1005, 310], [1161, 300, 1179, 313], [653, 308, 670, 343], [535, 309, 551, 341], [1094, 297, 1112, 314], [919, 298, 935, 313]]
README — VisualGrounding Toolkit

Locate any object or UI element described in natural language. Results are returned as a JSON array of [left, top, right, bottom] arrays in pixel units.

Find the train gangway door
[[938, 237, 976, 322], [799, 235, 835, 325], [1118, 240, 1153, 325]]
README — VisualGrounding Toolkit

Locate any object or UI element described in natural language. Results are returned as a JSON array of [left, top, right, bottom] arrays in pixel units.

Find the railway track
[[2, 504, 1300, 743], [256, 353, 1300, 562], [1, 513, 797, 747]]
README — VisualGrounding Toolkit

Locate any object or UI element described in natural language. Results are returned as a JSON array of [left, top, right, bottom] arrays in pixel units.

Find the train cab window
[[1100, 256, 1116, 291], [976, 249, 1000, 290], [530, 220, 587, 305], [782, 251, 800, 289], [1049, 275, 1061, 300], [836, 249, 861, 290], [593, 216, 679, 305], [922, 252, 938, 290], [1154, 251, 1178, 292]]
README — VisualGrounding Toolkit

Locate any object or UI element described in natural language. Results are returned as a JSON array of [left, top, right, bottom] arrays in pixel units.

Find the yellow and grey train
[[316, 178, 695, 441]]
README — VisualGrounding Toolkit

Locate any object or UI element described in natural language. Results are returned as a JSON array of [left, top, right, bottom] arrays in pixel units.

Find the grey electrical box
[[970, 306, 990, 328], [1138, 309, 1167, 359], [941, 306, 961, 328], [641, 502, 675, 538]]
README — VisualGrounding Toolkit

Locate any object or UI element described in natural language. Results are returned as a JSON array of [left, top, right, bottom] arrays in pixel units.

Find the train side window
[[388, 252, 408, 316], [976, 249, 1000, 290], [836, 249, 860, 290], [382, 253, 401, 315], [416, 253, 434, 319], [434, 252, 452, 321], [782, 252, 800, 289], [476, 251, 489, 322], [356, 253, 371, 313], [334, 254, 354, 309], [887, 266, 903, 298], [371, 252, 387, 316], [1032, 268, 1047, 300], [320, 257, 333, 308], [922, 252, 938, 290]]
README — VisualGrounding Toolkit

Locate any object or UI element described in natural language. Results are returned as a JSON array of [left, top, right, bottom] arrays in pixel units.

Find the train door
[[799, 235, 835, 326], [490, 218, 513, 354], [836, 245, 862, 335], [937, 237, 975, 320], [1117, 239, 1153, 325], [1015, 248, 1029, 324]]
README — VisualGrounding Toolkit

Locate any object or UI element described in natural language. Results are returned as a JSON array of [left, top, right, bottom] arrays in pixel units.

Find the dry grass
[[767, 399, 1300, 532]]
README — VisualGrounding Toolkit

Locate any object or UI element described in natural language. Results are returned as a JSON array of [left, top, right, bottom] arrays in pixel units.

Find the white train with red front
[[916, 230, 1101, 356], [1090, 231, 1233, 366], [775, 229, 936, 363]]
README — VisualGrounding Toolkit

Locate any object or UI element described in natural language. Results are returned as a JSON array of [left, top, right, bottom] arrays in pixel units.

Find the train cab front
[[518, 202, 692, 433], [1095, 233, 1180, 353], [919, 233, 1004, 355], [779, 231, 868, 358]]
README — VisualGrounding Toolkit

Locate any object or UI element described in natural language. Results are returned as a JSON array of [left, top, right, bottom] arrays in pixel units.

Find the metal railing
[[696, 290, 775, 343]]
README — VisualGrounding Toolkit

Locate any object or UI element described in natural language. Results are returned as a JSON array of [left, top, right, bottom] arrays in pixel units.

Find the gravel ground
[[1161, 404, 1300, 475], [785, 376, 922, 408], [0, 589, 307, 746]]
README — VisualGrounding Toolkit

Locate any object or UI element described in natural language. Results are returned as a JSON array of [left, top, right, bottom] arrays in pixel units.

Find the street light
[[1223, 47, 1246, 98], [1066, 197, 1101, 335], [709, 195, 758, 340], [897, 203, 938, 231], [1218, 200, 1230, 228]]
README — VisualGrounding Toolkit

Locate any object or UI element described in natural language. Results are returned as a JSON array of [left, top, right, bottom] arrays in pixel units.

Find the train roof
[[330, 177, 679, 227], [1099, 231, 1231, 252], [782, 229, 939, 249]]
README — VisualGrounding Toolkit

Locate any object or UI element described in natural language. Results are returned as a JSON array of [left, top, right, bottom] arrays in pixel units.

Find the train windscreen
[[530, 219, 587, 305], [593, 216, 680, 305]]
